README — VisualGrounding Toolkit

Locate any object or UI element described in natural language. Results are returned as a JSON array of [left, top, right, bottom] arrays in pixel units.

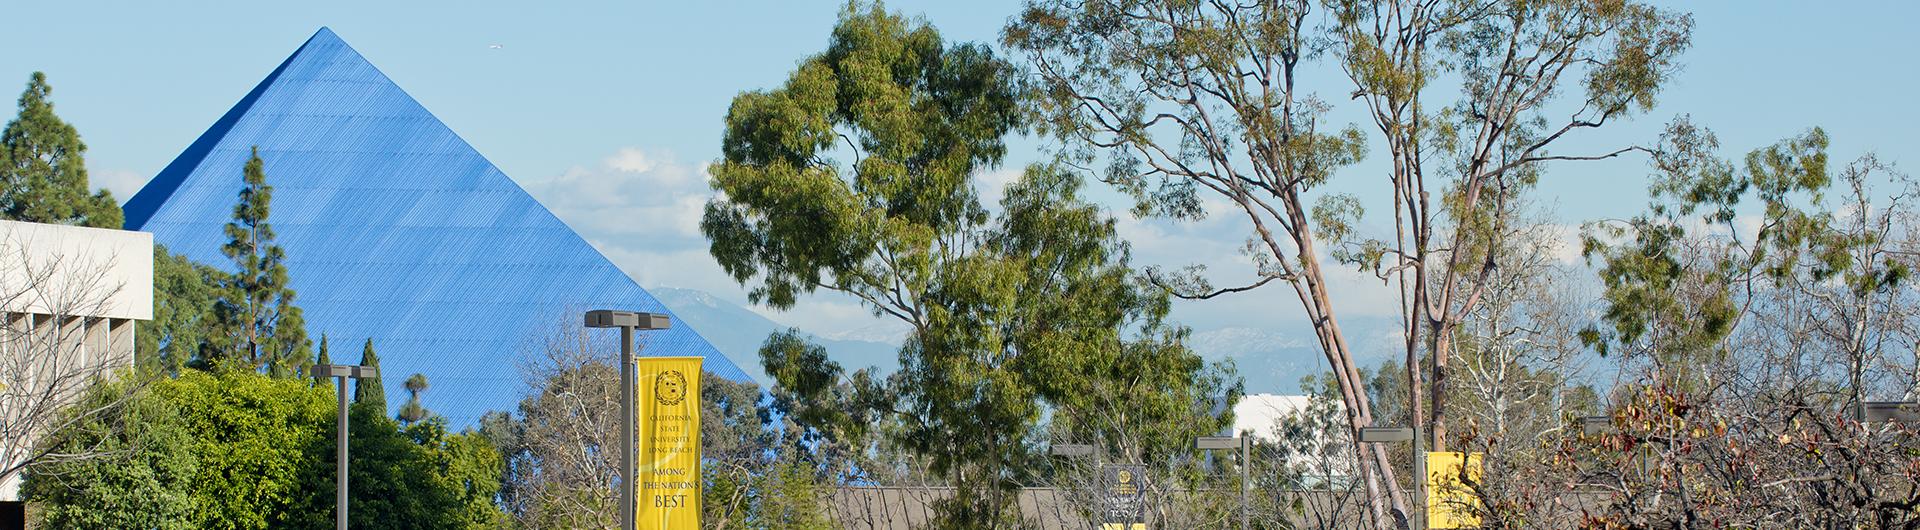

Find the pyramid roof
[[125, 28, 753, 424]]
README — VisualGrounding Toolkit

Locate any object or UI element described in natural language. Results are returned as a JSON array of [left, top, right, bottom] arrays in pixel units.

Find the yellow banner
[[636, 357, 702, 530], [1426, 451, 1483, 529]]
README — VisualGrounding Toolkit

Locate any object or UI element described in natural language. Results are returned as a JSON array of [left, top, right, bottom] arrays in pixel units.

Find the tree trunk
[[1909, 340, 1920, 401], [1430, 323, 1451, 453], [1305, 276, 1409, 528]]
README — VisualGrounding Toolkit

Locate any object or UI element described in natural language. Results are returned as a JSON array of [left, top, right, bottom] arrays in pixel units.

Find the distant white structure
[[1234, 394, 1317, 442], [1234, 393, 1354, 487], [0, 220, 153, 505]]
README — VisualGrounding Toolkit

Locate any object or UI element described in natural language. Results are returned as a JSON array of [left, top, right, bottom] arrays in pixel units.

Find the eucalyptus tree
[[1322, 0, 1692, 456], [1004, 0, 1694, 523], [1580, 121, 1843, 385], [703, 3, 1234, 526]]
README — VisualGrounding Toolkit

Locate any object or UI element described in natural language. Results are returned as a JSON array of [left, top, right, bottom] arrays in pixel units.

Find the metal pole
[[336, 376, 348, 530], [1413, 424, 1425, 530], [619, 326, 635, 530], [1240, 436, 1249, 530]]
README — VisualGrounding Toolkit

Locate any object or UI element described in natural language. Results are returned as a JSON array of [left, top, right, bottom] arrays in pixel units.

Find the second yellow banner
[[636, 357, 702, 530]]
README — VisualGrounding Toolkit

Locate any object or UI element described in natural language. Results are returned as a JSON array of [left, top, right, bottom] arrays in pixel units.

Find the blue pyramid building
[[125, 28, 753, 424]]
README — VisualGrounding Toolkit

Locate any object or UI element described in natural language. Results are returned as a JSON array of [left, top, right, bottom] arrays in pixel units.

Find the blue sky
[[4, 1, 1916, 387]]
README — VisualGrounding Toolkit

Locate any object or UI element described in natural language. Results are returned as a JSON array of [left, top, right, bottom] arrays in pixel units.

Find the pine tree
[[209, 146, 310, 375], [0, 72, 122, 228], [353, 339, 385, 411]]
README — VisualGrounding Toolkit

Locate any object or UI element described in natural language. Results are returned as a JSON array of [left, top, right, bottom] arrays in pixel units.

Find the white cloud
[[524, 147, 709, 241], [527, 146, 901, 339], [604, 147, 659, 174], [91, 168, 147, 202]]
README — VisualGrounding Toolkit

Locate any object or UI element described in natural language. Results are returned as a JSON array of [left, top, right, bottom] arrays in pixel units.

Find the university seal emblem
[[654, 370, 688, 406]]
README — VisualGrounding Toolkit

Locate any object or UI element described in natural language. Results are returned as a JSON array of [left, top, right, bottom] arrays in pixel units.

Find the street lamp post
[[311, 363, 378, 530], [1577, 416, 1616, 435], [1196, 435, 1249, 530], [1050, 443, 1096, 461], [1861, 401, 1920, 424], [1356, 427, 1420, 530], [585, 309, 671, 530]]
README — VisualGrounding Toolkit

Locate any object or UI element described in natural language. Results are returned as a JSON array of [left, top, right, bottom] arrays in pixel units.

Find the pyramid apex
[[307, 26, 344, 45]]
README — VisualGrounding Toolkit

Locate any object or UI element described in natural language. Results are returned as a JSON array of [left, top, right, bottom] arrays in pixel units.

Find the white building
[[1234, 393, 1354, 486], [0, 220, 153, 515], [1234, 394, 1318, 442]]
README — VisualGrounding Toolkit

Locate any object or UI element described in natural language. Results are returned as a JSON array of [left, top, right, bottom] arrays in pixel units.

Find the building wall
[[1236, 393, 1355, 486], [0, 220, 152, 503]]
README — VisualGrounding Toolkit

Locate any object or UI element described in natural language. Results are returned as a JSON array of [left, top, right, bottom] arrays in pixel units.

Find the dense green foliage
[[703, 1, 1019, 308], [1581, 120, 1855, 378], [701, 373, 834, 530], [704, 5, 1236, 526], [139, 244, 232, 376], [24, 370, 339, 530], [21, 374, 197, 530], [344, 403, 509, 530], [208, 147, 311, 376], [24, 370, 507, 530], [0, 72, 120, 228], [165, 370, 334, 530]]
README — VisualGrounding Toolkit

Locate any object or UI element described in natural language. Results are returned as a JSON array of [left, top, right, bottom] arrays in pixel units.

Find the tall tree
[[354, 339, 385, 411], [209, 146, 310, 376], [704, 4, 1234, 525], [1322, 0, 1691, 457], [312, 335, 331, 388], [314, 335, 331, 366], [0, 72, 121, 228], [1005, 0, 1692, 523]]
